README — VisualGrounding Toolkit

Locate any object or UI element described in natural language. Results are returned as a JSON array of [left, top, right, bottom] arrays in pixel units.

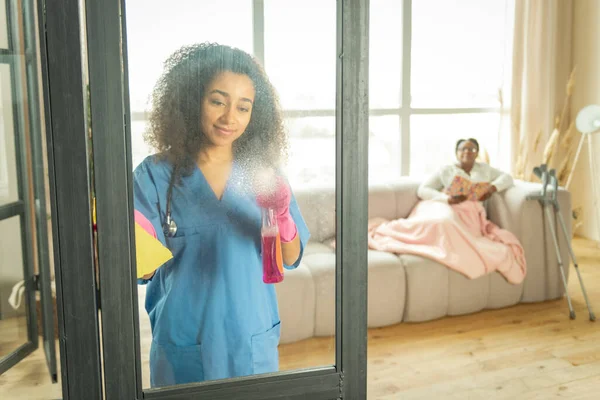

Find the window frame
[[41, 0, 104, 398], [50, 0, 371, 399], [0, 0, 58, 383]]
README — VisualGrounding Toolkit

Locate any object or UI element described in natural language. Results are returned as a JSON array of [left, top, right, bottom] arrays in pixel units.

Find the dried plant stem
[[558, 145, 575, 186], [556, 67, 576, 134], [543, 128, 560, 165], [561, 121, 576, 150], [533, 129, 542, 152], [515, 137, 527, 179]]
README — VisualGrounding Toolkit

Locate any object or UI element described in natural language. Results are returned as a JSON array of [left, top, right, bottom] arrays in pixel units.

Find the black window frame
[[43, 0, 369, 398]]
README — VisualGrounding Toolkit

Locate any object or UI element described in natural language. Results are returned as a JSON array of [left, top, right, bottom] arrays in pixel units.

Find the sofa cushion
[[487, 272, 523, 309], [299, 250, 407, 335], [400, 254, 449, 322], [401, 255, 521, 319], [367, 251, 406, 327], [302, 253, 336, 336], [368, 186, 398, 221], [294, 189, 336, 243], [304, 241, 334, 256], [391, 180, 421, 218], [276, 262, 316, 344], [447, 270, 489, 316]]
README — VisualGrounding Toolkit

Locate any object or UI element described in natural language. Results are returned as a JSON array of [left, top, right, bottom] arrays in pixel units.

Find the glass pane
[[409, 112, 510, 178], [125, 0, 253, 113], [369, 115, 401, 185], [264, 0, 336, 110], [130, 120, 153, 170], [124, 0, 337, 389], [369, 0, 402, 109], [411, 0, 515, 108], [0, 216, 27, 359], [0, 219, 60, 400], [0, 64, 19, 206], [286, 116, 335, 188], [0, 0, 8, 49], [0, 0, 60, 395]]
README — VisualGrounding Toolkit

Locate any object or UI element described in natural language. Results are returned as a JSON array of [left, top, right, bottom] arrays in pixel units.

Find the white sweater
[[417, 162, 514, 202]]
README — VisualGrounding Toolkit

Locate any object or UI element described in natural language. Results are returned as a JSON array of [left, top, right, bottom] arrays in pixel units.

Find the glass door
[[82, 0, 369, 398], [0, 0, 57, 382]]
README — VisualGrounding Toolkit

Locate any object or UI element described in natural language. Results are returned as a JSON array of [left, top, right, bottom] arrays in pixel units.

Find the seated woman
[[365, 138, 525, 284], [417, 138, 514, 204]]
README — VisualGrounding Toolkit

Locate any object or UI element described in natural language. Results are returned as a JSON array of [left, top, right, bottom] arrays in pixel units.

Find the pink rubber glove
[[256, 175, 298, 243]]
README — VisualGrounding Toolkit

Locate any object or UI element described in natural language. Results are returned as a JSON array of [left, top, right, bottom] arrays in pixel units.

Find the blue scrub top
[[133, 155, 310, 387]]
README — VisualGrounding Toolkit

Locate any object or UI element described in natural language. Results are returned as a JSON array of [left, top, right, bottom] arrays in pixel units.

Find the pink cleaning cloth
[[134, 209, 157, 239]]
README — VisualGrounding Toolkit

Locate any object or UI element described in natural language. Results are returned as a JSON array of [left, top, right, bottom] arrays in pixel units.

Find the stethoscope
[[163, 171, 178, 237]]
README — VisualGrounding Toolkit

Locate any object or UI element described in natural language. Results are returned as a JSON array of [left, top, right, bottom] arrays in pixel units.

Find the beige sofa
[[276, 179, 572, 344]]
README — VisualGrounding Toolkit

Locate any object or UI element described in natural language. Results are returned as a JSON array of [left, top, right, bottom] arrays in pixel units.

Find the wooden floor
[[0, 316, 28, 358], [1, 237, 598, 399]]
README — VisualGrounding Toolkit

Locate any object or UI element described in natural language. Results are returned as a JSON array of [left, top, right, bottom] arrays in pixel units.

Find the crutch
[[528, 164, 596, 321]]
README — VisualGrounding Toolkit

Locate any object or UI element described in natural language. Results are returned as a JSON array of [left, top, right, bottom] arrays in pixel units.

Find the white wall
[[570, 0, 600, 242]]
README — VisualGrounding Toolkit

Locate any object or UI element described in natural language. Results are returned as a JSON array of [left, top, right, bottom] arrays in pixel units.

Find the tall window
[[261, 0, 515, 186], [263, 0, 337, 187], [125, 0, 514, 186], [408, 0, 514, 178]]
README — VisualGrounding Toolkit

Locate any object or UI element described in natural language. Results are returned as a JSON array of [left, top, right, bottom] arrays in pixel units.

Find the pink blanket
[[366, 200, 527, 284]]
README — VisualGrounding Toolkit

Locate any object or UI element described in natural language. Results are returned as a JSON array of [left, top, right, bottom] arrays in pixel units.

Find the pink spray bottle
[[261, 207, 284, 284]]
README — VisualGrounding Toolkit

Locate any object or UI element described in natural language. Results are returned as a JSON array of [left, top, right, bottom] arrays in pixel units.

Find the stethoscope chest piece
[[163, 214, 178, 237]]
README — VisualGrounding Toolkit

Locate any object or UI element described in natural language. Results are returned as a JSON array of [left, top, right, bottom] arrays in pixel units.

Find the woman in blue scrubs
[[133, 43, 310, 387]]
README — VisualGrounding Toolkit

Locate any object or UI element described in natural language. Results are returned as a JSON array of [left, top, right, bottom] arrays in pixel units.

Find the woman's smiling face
[[200, 71, 256, 148]]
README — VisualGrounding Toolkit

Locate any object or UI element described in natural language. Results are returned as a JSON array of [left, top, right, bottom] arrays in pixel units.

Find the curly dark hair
[[145, 42, 288, 180]]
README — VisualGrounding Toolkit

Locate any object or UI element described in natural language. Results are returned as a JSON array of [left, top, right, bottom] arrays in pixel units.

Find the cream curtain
[[511, 0, 574, 183]]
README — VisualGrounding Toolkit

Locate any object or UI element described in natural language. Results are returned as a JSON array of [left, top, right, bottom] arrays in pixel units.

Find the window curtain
[[510, 0, 574, 183]]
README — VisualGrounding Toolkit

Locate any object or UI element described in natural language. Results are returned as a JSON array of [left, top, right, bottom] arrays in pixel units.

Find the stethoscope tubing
[[163, 170, 178, 237]]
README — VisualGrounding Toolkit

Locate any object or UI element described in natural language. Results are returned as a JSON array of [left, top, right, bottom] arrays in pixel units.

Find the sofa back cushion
[[388, 180, 422, 218], [294, 187, 336, 243], [293, 178, 422, 242]]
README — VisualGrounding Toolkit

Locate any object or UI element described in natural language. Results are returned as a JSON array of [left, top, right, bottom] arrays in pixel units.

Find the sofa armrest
[[487, 181, 538, 237], [487, 180, 572, 302]]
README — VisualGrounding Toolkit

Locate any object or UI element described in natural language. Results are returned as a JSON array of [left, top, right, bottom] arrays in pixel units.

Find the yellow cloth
[[135, 222, 173, 279]]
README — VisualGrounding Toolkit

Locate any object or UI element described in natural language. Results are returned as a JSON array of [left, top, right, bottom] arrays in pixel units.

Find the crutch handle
[[526, 194, 548, 202], [540, 171, 549, 197], [531, 164, 551, 202], [549, 169, 560, 209]]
